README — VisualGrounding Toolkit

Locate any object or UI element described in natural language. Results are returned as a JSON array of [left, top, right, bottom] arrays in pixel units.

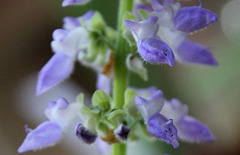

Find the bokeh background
[[0, 0, 240, 154]]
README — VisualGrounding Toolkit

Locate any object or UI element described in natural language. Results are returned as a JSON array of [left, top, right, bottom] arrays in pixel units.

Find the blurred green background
[[0, 0, 239, 155]]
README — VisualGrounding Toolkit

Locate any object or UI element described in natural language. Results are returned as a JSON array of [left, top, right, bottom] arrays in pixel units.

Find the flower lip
[[114, 124, 131, 141], [138, 37, 175, 66], [174, 6, 218, 33]]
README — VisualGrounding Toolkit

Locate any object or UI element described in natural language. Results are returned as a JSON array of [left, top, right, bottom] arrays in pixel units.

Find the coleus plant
[[18, 0, 217, 155]]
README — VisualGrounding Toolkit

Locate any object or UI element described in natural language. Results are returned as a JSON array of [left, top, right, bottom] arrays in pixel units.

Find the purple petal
[[176, 39, 218, 66], [18, 121, 62, 153], [124, 16, 159, 45], [138, 37, 175, 66], [174, 6, 218, 33], [96, 74, 111, 95], [36, 53, 74, 95], [147, 113, 179, 148], [135, 90, 164, 121], [151, 0, 164, 12], [114, 124, 131, 141], [75, 123, 97, 144], [48, 98, 69, 110], [177, 115, 215, 142], [63, 17, 81, 30], [62, 0, 91, 7], [53, 29, 68, 41]]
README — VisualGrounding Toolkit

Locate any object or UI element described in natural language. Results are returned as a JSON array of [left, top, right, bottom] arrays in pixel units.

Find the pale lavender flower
[[18, 98, 82, 153], [135, 90, 179, 148], [36, 11, 93, 95], [62, 0, 91, 7]]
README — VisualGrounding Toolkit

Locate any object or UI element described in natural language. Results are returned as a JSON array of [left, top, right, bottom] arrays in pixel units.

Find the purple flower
[[147, 113, 179, 148], [162, 99, 215, 142], [36, 11, 94, 95], [174, 6, 218, 33], [138, 37, 175, 66], [18, 98, 82, 153], [62, 0, 91, 7], [75, 123, 97, 144], [135, 90, 179, 148]]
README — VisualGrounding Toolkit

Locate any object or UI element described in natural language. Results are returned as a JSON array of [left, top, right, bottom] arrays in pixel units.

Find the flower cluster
[[125, 0, 218, 66], [18, 0, 218, 154]]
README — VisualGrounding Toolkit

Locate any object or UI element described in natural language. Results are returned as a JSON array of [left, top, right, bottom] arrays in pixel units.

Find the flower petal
[[135, 90, 164, 121], [96, 74, 111, 94], [36, 53, 74, 95], [138, 37, 175, 66], [177, 115, 215, 142], [45, 98, 81, 129], [18, 121, 62, 153], [161, 99, 188, 123], [124, 16, 159, 45], [62, 0, 91, 7], [147, 113, 179, 148], [176, 39, 218, 66], [174, 6, 218, 33]]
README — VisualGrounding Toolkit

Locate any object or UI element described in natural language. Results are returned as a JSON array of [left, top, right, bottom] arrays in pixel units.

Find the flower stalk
[[112, 0, 133, 154]]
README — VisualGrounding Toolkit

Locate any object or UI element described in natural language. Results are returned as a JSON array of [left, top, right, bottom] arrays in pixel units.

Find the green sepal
[[138, 9, 149, 20], [108, 109, 125, 120], [124, 88, 142, 120], [92, 90, 111, 110], [122, 29, 137, 48], [89, 11, 106, 30], [97, 122, 109, 137]]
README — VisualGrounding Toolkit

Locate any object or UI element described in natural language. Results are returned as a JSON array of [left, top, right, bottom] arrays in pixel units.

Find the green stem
[[112, 143, 127, 155], [112, 0, 133, 155]]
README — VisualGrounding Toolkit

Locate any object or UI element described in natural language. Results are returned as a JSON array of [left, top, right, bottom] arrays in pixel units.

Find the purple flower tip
[[174, 6, 218, 33], [138, 37, 175, 66], [147, 113, 179, 148], [75, 124, 97, 144], [62, 0, 91, 7], [114, 124, 131, 141], [18, 121, 62, 153]]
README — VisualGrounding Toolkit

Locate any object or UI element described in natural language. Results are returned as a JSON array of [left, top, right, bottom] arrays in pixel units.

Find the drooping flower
[[18, 98, 82, 153], [161, 99, 215, 142], [135, 90, 179, 148], [62, 0, 91, 7]]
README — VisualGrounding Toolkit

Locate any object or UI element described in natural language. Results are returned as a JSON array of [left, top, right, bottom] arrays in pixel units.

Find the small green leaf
[[89, 11, 106, 30], [76, 93, 85, 103], [108, 109, 125, 120], [97, 122, 109, 137], [92, 90, 111, 110], [124, 88, 137, 108], [138, 9, 149, 20]]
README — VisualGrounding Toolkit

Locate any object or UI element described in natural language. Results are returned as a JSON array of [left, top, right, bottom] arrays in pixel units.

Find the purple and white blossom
[[62, 0, 91, 7], [114, 124, 131, 141], [18, 98, 81, 153], [162, 99, 215, 142]]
